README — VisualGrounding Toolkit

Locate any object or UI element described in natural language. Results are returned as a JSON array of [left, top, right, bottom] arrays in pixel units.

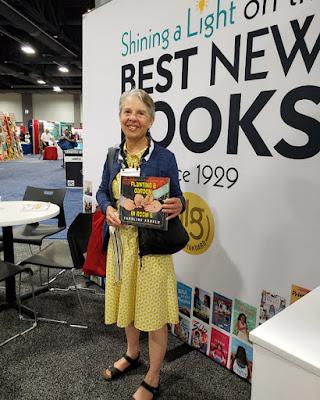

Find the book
[[177, 281, 192, 318], [21, 202, 50, 212], [209, 328, 230, 367], [191, 319, 209, 354], [232, 299, 257, 343], [259, 290, 286, 324], [173, 315, 190, 344], [212, 292, 233, 333], [120, 176, 170, 230], [193, 286, 211, 324], [230, 337, 253, 382], [290, 284, 310, 304]]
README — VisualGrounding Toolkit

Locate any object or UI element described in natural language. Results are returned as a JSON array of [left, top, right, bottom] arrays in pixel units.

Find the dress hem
[[104, 319, 179, 332]]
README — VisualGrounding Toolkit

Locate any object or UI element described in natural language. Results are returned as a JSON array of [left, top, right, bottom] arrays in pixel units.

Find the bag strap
[[107, 147, 117, 206], [107, 146, 116, 173]]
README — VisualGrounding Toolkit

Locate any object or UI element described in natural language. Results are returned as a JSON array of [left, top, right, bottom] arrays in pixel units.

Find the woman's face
[[119, 95, 154, 143]]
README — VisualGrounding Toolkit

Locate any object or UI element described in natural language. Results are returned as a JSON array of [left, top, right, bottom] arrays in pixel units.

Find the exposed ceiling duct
[[0, 64, 41, 85], [0, 0, 94, 92], [0, 0, 79, 58]]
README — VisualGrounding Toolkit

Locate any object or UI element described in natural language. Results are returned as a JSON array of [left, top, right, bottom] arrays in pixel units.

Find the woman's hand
[[122, 197, 135, 211], [162, 197, 183, 220], [144, 200, 162, 213], [106, 206, 121, 227]]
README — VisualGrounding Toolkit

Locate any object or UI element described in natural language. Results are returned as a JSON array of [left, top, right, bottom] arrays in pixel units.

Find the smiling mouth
[[127, 125, 139, 131]]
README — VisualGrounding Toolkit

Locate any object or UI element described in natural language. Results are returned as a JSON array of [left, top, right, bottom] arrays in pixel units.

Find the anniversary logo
[[181, 192, 215, 255]]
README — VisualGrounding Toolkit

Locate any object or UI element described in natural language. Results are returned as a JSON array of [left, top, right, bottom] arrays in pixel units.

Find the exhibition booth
[[0, 113, 84, 189], [27, 119, 81, 155], [82, 0, 320, 388], [0, 113, 23, 161]]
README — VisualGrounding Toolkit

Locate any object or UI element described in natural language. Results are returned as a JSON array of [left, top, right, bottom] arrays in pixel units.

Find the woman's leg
[[126, 322, 141, 357], [104, 323, 140, 377], [133, 324, 167, 399]]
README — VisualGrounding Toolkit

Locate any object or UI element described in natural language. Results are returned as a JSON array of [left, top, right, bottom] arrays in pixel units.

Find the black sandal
[[132, 380, 160, 399], [103, 353, 141, 380]]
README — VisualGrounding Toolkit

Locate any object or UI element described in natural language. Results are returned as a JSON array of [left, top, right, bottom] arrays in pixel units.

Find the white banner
[[83, 0, 320, 378]]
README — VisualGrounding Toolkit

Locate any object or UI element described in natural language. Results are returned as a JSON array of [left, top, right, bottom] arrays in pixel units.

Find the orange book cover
[[290, 284, 310, 304]]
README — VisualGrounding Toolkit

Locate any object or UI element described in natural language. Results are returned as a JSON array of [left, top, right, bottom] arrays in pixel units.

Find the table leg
[[2, 226, 16, 303]]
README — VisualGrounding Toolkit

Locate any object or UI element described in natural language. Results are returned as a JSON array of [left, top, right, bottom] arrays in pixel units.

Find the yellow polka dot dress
[[105, 148, 179, 332]]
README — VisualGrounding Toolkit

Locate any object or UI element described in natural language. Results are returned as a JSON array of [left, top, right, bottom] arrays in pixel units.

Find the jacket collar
[[116, 136, 154, 165]]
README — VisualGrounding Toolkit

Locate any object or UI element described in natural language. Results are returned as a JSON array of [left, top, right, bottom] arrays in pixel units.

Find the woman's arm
[[96, 158, 121, 227], [96, 159, 112, 215]]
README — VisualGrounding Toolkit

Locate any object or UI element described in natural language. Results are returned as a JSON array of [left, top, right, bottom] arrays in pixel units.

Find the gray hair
[[119, 89, 155, 118]]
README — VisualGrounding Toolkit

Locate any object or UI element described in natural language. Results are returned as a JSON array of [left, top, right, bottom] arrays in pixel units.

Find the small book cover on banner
[[21, 202, 50, 212], [120, 176, 170, 230]]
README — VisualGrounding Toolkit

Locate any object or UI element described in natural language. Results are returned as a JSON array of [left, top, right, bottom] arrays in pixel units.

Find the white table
[[250, 287, 320, 399], [0, 201, 59, 309]]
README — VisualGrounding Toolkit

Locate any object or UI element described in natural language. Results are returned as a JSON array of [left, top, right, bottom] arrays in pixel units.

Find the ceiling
[[0, 0, 95, 93]]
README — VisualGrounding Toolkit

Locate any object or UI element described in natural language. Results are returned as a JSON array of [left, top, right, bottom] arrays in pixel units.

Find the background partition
[[83, 0, 320, 380]]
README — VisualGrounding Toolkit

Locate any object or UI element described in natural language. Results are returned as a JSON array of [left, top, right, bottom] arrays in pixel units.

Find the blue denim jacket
[[96, 139, 185, 249]]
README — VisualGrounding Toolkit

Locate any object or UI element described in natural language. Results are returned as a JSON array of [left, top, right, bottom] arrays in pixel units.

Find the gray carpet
[[0, 243, 251, 400]]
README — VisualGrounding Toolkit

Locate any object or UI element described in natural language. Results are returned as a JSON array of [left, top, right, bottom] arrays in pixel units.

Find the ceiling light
[[58, 66, 69, 73], [53, 86, 63, 92], [21, 44, 36, 54], [37, 80, 46, 85]]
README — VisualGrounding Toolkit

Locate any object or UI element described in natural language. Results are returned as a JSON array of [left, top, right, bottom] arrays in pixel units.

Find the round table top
[[0, 201, 60, 227]]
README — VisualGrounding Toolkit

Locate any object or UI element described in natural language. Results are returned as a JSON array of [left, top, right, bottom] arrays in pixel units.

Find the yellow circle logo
[[180, 192, 214, 255]]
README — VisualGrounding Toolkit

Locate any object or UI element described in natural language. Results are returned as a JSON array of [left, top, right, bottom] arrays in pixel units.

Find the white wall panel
[[0, 93, 22, 121], [33, 93, 74, 122]]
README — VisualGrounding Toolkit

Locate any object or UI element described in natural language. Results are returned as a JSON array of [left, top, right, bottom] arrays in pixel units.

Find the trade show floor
[[0, 155, 251, 399], [0, 155, 82, 239], [0, 243, 251, 400]]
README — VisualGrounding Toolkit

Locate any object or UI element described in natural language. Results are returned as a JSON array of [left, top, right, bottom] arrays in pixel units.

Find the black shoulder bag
[[138, 216, 189, 257]]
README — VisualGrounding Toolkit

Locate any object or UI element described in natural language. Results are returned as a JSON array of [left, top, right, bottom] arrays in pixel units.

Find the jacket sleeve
[[167, 152, 186, 212], [96, 159, 112, 215]]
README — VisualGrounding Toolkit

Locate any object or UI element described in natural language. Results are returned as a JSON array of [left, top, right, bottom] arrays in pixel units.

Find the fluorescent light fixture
[[53, 86, 62, 92], [37, 80, 46, 85], [58, 66, 69, 73], [21, 45, 36, 54]]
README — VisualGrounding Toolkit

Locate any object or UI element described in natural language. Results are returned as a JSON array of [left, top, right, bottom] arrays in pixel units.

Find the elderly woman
[[96, 88, 185, 399]]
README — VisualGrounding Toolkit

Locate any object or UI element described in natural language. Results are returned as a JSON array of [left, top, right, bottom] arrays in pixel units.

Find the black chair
[[0, 186, 66, 246], [0, 260, 37, 347], [19, 212, 93, 329]]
